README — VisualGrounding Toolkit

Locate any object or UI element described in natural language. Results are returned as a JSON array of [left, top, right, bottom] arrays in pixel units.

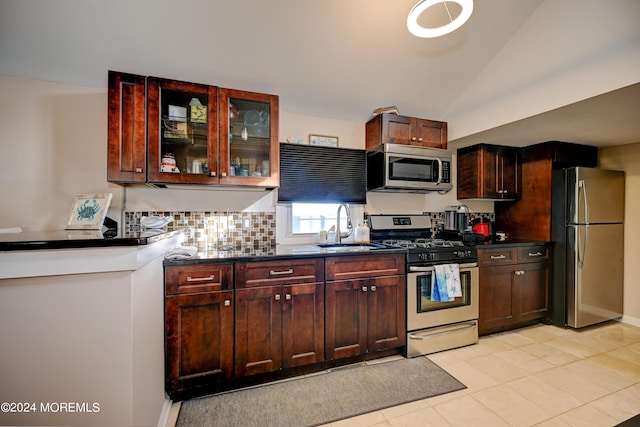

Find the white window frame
[[276, 202, 365, 245]]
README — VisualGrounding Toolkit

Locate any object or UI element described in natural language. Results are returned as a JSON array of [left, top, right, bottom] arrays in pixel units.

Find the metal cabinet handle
[[186, 275, 215, 282], [285, 294, 291, 300], [135, 167, 143, 173], [270, 269, 294, 276], [275, 294, 281, 301], [528, 251, 543, 257], [490, 255, 506, 260], [370, 285, 377, 291], [224, 299, 231, 306]]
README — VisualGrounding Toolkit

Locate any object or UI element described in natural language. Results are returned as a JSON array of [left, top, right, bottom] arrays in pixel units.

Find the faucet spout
[[335, 203, 353, 244]]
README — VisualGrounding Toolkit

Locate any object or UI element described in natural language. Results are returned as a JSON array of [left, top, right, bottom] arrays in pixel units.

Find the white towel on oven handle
[[445, 264, 462, 298]]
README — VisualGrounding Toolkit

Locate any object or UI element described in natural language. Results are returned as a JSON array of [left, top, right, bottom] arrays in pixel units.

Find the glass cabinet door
[[147, 78, 218, 184], [219, 88, 279, 187]]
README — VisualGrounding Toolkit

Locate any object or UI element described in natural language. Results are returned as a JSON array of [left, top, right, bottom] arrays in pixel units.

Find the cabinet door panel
[[367, 276, 406, 352], [478, 266, 515, 335], [165, 263, 233, 295], [107, 71, 147, 182], [282, 282, 325, 368], [235, 287, 283, 377], [501, 147, 520, 198], [384, 114, 413, 144], [165, 291, 233, 396], [518, 263, 550, 321], [414, 119, 447, 149], [325, 279, 368, 360]]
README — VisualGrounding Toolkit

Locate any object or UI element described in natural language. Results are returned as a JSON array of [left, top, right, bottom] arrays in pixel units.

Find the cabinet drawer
[[517, 245, 551, 263], [235, 258, 324, 288], [478, 248, 517, 267], [326, 254, 405, 281], [165, 263, 233, 295]]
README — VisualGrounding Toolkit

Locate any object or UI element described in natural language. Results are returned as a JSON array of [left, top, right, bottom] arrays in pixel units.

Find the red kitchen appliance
[[471, 218, 494, 240]]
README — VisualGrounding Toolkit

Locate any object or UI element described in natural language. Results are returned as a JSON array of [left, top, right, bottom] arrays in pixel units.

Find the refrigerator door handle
[[578, 179, 588, 268]]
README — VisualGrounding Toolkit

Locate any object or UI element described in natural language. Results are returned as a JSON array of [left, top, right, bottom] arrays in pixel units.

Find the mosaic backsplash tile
[[125, 211, 275, 250]]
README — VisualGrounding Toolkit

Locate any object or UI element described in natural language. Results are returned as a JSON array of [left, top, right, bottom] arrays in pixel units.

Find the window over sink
[[276, 203, 365, 244]]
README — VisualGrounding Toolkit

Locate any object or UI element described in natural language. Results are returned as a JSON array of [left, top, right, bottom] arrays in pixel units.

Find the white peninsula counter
[[0, 230, 183, 427]]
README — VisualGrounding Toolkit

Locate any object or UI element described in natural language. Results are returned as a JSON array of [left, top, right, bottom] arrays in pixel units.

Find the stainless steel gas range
[[368, 214, 479, 357]]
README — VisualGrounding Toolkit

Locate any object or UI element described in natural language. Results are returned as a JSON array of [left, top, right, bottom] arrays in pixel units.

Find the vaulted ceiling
[[1, 0, 638, 147]]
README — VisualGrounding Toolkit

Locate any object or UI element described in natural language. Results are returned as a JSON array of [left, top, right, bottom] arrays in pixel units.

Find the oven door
[[407, 263, 478, 331]]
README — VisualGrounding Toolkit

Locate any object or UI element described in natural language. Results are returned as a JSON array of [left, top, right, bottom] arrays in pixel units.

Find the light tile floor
[[325, 321, 640, 427]]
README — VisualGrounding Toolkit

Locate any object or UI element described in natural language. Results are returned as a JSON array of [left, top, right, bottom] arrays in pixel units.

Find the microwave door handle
[[436, 158, 443, 185]]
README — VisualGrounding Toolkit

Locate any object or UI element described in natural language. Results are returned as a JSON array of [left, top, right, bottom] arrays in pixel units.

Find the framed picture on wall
[[309, 134, 339, 147], [65, 193, 113, 230]]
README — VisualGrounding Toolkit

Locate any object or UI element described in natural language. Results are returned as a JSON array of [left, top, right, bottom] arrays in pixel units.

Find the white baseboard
[[158, 398, 180, 427], [620, 315, 640, 328]]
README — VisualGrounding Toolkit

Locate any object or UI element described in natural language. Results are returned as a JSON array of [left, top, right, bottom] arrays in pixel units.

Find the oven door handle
[[409, 262, 478, 272], [408, 321, 477, 339]]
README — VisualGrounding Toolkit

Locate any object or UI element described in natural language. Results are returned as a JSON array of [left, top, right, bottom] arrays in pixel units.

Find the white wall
[[599, 142, 640, 326]]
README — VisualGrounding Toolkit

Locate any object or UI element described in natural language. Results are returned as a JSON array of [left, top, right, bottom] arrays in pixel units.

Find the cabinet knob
[[411, 137, 417, 141], [285, 294, 291, 300], [362, 286, 368, 292], [417, 138, 423, 142], [221, 172, 227, 177], [370, 285, 377, 291], [224, 299, 231, 306], [135, 168, 143, 173], [210, 171, 216, 177], [275, 294, 281, 301]]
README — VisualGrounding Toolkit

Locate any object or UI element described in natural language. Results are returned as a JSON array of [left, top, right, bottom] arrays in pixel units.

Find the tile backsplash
[[125, 211, 275, 250], [125, 210, 493, 249]]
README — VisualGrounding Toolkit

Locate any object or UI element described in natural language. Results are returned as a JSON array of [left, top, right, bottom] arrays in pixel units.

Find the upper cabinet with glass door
[[147, 78, 218, 185], [219, 89, 279, 187]]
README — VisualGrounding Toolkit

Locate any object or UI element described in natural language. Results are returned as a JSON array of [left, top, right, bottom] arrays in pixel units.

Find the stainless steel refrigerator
[[550, 167, 625, 328]]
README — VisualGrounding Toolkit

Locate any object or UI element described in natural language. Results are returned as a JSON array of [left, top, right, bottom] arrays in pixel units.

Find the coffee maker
[[443, 205, 469, 235]]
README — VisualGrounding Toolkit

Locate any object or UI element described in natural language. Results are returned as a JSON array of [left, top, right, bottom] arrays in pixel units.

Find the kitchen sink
[[317, 242, 391, 252]]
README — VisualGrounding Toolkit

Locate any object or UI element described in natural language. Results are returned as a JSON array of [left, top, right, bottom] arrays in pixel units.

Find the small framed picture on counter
[[65, 193, 113, 230], [309, 134, 339, 147]]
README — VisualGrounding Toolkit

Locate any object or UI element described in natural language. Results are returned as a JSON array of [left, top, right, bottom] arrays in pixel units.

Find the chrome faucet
[[335, 203, 353, 244]]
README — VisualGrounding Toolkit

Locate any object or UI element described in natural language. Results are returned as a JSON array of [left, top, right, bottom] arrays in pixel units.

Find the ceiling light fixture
[[407, 0, 473, 38]]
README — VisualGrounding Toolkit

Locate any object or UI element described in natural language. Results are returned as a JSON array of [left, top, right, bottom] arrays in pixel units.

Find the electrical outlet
[[244, 219, 250, 228]]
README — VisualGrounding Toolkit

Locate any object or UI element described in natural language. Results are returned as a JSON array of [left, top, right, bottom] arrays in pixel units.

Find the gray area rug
[[177, 356, 465, 427]]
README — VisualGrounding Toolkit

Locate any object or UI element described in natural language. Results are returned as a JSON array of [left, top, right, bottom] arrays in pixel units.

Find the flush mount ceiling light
[[407, 0, 473, 38]]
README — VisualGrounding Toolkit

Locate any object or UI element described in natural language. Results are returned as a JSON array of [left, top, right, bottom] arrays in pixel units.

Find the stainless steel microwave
[[367, 144, 453, 193]]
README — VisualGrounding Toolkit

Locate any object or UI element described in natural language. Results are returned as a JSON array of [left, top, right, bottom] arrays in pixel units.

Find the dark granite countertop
[[0, 228, 185, 251], [163, 243, 407, 265], [477, 238, 553, 248]]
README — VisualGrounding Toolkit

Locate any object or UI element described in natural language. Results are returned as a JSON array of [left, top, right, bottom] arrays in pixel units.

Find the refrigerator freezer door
[[570, 168, 625, 224], [567, 223, 624, 328]]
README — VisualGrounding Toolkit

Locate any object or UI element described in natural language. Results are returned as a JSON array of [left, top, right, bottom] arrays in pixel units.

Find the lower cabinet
[[234, 258, 325, 377], [478, 244, 551, 335], [164, 263, 234, 399], [165, 253, 407, 398], [325, 254, 406, 360]]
